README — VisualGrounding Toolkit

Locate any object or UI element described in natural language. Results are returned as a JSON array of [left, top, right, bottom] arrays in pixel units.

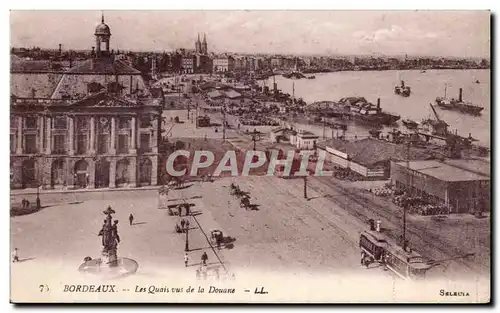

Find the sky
[[10, 10, 491, 58]]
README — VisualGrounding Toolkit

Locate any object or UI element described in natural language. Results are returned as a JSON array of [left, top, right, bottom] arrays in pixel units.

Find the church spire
[[101, 12, 104, 23], [203, 33, 207, 43]]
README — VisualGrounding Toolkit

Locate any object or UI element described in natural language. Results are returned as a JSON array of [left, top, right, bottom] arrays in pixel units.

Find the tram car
[[359, 230, 432, 280]]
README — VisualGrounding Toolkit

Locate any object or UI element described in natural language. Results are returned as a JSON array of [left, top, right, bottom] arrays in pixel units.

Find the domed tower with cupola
[[95, 14, 111, 57]]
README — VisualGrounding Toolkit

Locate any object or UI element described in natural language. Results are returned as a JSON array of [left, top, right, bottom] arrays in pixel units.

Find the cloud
[[353, 25, 445, 44]]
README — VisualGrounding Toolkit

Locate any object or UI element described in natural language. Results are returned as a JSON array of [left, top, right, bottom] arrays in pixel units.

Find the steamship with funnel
[[394, 80, 411, 97], [339, 97, 400, 126], [435, 86, 483, 116]]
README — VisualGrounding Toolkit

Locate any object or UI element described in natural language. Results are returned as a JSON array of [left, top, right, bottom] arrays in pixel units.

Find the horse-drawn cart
[[240, 196, 251, 210], [210, 229, 224, 249]]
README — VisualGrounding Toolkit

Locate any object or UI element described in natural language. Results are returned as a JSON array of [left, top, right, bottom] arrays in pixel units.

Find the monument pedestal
[[78, 257, 138, 280], [102, 248, 118, 267]]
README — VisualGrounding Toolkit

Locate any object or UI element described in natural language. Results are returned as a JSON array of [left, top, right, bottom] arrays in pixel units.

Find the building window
[[140, 116, 151, 128], [25, 116, 37, 129], [78, 118, 89, 130], [24, 134, 37, 154], [140, 133, 150, 152], [53, 134, 66, 154], [10, 134, 15, 153], [77, 134, 88, 154], [98, 134, 109, 154], [54, 116, 67, 129], [10, 116, 17, 129], [118, 134, 129, 154], [119, 118, 130, 129]]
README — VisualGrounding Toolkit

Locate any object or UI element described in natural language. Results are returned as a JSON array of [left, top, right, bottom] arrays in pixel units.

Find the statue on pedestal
[[79, 205, 138, 279], [98, 206, 120, 267]]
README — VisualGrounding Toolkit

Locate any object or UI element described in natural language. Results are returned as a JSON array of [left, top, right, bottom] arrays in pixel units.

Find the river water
[[263, 69, 490, 147]]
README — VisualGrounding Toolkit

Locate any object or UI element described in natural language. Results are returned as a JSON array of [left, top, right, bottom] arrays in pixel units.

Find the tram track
[[308, 176, 482, 275], [256, 177, 359, 249]]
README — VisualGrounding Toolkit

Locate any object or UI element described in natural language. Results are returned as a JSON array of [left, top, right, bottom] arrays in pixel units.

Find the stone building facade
[[10, 15, 163, 191]]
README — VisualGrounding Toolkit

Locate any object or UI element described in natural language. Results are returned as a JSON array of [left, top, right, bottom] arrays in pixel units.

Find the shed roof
[[225, 90, 242, 99], [207, 90, 224, 99], [297, 131, 319, 139], [395, 160, 490, 182], [320, 138, 430, 167]]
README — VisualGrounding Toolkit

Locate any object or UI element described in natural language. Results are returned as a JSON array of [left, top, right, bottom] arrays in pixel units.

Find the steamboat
[[435, 86, 483, 116], [394, 80, 411, 97], [341, 97, 400, 126]]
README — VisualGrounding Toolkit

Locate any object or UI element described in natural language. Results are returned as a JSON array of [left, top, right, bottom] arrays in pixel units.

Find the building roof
[[320, 137, 430, 167], [271, 127, 285, 134], [11, 72, 63, 98], [297, 131, 319, 139], [95, 23, 111, 36], [11, 59, 62, 73], [47, 58, 149, 99], [199, 82, 216, 90], [224, 90, 242, 99], [66, 58, 141, 74], [395, 160, 490, 182], [207, 90, 224, 99], [443, 158, 491, 178]]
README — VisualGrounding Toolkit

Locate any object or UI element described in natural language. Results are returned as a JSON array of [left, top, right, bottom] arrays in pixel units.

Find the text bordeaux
[[63, 285, 116, 293]]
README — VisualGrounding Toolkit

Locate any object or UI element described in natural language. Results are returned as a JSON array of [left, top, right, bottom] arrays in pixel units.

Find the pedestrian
[[129, 214, 134, 226], [12, 248, 19, 263], [26, 200, 30, 209], [184, 253, 189, 267], [177, 205, 182, 217], [201, 252, 208, 265], [185, 204, 191, 216], [180, 219, 186, 231], [21, 199, 26, 209]]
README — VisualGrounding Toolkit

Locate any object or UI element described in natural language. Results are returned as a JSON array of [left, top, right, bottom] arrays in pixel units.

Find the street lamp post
[[303, 176, 307, 199], [184, 221, 189, 252], [36, 181, 41, 209]]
